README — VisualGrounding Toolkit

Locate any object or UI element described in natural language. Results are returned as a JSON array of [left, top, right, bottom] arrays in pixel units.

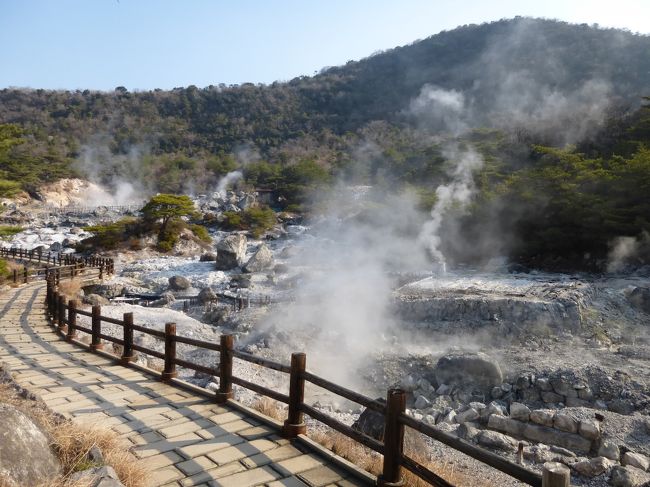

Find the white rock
[[510, 402, 531, 422], [622, 452, 650, 471]]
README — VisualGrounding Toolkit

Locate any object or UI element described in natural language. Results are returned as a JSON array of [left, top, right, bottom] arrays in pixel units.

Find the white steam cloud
[[259, 189, 428, 387], [216, 171, 243, 196], [418, 145, 484, 264]]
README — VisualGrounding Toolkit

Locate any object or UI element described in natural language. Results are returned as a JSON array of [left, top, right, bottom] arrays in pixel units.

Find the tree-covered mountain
[[1, 17, 650, 270]]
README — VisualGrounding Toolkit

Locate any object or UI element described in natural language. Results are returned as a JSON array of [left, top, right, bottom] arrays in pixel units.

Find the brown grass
[[251, 398, 488, 487], [57, 278, 83, 302], [0, 380, 150, 487]]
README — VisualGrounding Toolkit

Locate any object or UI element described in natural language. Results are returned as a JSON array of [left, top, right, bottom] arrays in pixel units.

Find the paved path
[[0, 283, 367, 487]]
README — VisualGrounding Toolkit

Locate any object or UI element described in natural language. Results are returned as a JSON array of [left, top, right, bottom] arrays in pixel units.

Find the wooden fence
[[41, 275, 572, 487]]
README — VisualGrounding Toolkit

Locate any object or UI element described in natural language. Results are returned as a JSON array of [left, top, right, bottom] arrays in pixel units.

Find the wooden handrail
[[36, 250, 550, 487]]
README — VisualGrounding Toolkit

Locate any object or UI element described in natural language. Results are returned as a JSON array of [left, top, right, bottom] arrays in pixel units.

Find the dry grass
[[57, 277, 83, 302], [251, 397, 488, 487], [0, 380, 150, 487]]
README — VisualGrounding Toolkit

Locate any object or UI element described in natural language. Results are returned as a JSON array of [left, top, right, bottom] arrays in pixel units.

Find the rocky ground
[[2, 190, 650, 487]]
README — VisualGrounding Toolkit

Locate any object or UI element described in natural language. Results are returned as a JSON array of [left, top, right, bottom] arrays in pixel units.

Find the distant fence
[[0, 246, 114, 282], [44, 204, 143, 216], [42, 272, 557, 487]]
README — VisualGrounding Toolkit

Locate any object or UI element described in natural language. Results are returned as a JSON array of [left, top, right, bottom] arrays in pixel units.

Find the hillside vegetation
[[1, 17, 649, 270]]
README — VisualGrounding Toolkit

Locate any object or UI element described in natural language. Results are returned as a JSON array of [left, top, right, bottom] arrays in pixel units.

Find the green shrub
[[222, 206, 276, 238], [0, 225, 23, 239], [82, 217, 139, 250], [189, 224, 212, 243]]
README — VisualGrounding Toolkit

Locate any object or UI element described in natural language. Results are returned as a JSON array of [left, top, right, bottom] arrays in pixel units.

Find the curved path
[[0, 283, 367, 487]]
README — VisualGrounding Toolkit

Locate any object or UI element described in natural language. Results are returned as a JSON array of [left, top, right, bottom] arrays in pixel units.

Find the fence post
[[99, 264, 103, 280], [542, 462, 570, 487], [58, 295, 66, 332], [283, 352, 307, 438], [90, 305, 103, 351], [66, 300, 77, 341], [121, 312, 135, 364], [23, 266, 28, 284], [52, 291, 59, 325], [12, 269, 17, 284], [215, 334, 233, 403], [378, 388, 406, 487], [162, 322, 177, 382]]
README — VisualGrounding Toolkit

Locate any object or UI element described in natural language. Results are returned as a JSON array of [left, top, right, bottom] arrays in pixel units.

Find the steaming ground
[[3, 194, 650, 486]]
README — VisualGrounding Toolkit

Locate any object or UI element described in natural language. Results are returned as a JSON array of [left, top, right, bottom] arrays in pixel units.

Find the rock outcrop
[[215, 234, 247, 270], [434, 351, 503, 392], [0, 403, 61, 485], [243, 244, 274, 273]]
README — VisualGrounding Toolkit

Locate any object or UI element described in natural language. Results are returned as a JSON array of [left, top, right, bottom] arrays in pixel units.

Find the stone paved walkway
[[0, 283, 368, 487]]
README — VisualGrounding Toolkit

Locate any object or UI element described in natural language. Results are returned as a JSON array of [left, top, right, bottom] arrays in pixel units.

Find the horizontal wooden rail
[[231, 376, 290, 404], [232, 349, 291, 373], [301, 403, 384, 454], [40, 257, 549, 487], [401, 455, 454, 487], [302, 370, 386, 414], [175, 335, 222, 351], [173, 357, 220, 377], [131, 344, 166, 360], [399, 413, 542, 486], [130, 323, 166, 338]]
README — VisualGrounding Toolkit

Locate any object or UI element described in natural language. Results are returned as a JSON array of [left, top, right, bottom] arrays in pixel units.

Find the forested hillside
[[1, 17, 649, 270]]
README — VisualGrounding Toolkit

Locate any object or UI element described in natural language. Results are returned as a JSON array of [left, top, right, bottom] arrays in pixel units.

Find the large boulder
[[351, 399, 386, 441], [243, 244, 274, 273], [0, 403, 61, 485], [215, 234, 247, 270], [610, 465, 650, 487], [198, 287, 217, 304], [168, 275, 191, 291], [434, 351, 503, 391], [82, 283, 125, 299]]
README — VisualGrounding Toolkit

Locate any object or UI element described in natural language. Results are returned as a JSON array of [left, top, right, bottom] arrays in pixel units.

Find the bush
[[222, 206, 276, 238], [82, 218, 139, 250], [0, 259, 10, 279], [189, 224, 212, 243], [0, 225, 23, 239]]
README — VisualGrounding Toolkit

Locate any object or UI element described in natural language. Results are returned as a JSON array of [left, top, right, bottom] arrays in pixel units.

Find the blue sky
[[1, 0, 649, 91]]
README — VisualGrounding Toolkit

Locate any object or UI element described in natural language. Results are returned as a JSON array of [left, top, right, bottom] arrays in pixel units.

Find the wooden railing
[[0, 246, 114, 277], [42, 273, 562, 487]]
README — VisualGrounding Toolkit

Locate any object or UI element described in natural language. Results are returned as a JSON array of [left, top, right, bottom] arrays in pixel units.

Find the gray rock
[[610, 465, 650, 487], [197, 287, 217, 304], [541, 391, 564, 403], [554, 414, 578, 433], [573, 456, 613, 477], [70, 465, 125, 487], [439, 410, 457, 424], [608, 399, 636, 415], [434, 351, 503, 392], [352, 400, 386, 441], [455, 408, 479, 424], [535, 377, 553, 391], [550, 377, 574, 396], [622, 452, 650, 471], [87, 445, 104, 464], [436, 384, 451, 395], [530, 409, 555, 427], [598, 440, 621, 461], [414, 395, 431, 410], [565, 396, 591, 408], [83, 293, 110, 306], [150, 292, 175, 307], [477, 430, 518, 452], [168, 275, 191, 291], [243, 244, 274, 273], [578, 419, 601, 440], [457, 422, 481, 442], [487, 414, 526, 437], [522, 423, 592, 453], [82, 283, 125, 299], [215, 234, 247, 270], [0, 404, 61, 486], [199, 252, 217, 262], [50, 241, 62, 252], [578, 387, 594, 400], [510, 402, 531, 422], [490, 386, 504, 399]]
